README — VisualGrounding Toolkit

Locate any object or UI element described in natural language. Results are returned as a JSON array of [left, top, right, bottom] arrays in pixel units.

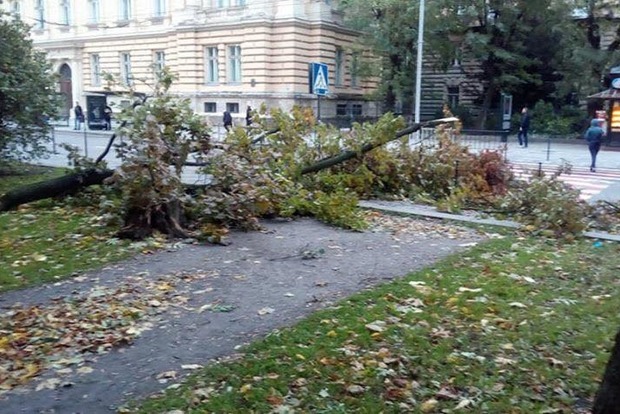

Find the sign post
[[309, 62, 329, 121]]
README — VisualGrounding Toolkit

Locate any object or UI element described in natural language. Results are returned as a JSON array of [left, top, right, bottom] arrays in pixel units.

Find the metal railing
[[412, 128, 508, 157]]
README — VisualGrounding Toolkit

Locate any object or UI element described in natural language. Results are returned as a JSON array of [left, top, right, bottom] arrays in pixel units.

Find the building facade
[[2, 0, 378, 126]]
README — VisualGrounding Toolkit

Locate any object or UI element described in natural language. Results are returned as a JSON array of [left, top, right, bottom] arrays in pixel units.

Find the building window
[[10, 1, 21, 20], [335, 48, 343, 87], [336, 104, 348, 116], [350, 52, 359, 87], [120, 0, 132, 20], [120, 53, 132, 85], [204, 102, 217, 113], [154, 51, 165, 77], [34, 0, 45, 29], [447, 86, 460, 108], [153, 0, 165, 17], [352, 104, 363, 116], [452, 48, 462, 67], [214, 0, 246, 7], [226, 102, 239, 113], [59, 0, 70, 25], [227, 45, 242, 84], [88, 0, 100, 23], [205, 47, 219, 84], [91, 54, 101, 86]]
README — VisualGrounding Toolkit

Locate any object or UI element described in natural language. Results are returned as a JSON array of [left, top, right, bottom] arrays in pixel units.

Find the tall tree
[[340, 0, 419, 114], [0, 12, 58, 163], [547, 0, 620, 117], [341, 0, 579, 127]]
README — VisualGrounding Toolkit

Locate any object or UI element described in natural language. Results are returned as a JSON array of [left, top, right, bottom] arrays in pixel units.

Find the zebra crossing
[[510, 163, 620, 201]]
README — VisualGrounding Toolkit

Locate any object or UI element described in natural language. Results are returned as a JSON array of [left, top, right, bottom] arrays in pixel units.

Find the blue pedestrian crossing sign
[[309, 62, 329, 96]]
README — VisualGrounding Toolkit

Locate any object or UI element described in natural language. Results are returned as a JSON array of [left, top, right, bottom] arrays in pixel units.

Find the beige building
[[2, 0, 378, 127]]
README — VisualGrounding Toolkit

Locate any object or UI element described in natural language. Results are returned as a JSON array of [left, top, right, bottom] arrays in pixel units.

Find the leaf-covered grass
[[0, 166, 137, 292], [132, 237, 618, 413]]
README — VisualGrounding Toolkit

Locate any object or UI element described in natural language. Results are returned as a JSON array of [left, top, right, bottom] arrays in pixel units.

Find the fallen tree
[[0, 168, 113, 211], [1, 76, 464, 240], [0, 117, 454, 214]]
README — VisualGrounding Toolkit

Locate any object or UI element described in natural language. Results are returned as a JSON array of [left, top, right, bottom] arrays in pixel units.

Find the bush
[[497, 166, 590, 237], [519, 101, 586, 136]]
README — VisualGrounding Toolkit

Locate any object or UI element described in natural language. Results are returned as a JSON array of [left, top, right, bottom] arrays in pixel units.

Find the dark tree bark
[[593, 328, 620, 414], [0, 168, 113, 211], [117, 201, 189, 240]]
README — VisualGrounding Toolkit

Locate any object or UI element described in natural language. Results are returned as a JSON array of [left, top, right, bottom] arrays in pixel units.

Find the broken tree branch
[[300, 118, 456, 175]]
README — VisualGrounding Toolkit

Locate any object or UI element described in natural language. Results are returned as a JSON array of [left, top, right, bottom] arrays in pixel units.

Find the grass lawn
[[131, 236, 619, 413], [0, 165, 139, 292]]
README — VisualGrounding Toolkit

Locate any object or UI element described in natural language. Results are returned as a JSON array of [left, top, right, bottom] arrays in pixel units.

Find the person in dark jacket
[[517, 107, 531, 147], [104, 105, 113, 130], [585, 118, 605, 172], [74, 102, 84, 130], [223, 110, 233, 131], [246, 105, 253, 126]]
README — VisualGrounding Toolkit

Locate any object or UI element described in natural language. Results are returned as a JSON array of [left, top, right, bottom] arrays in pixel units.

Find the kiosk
[[85, 94, 108, 130], [588, 66, 620, 146]]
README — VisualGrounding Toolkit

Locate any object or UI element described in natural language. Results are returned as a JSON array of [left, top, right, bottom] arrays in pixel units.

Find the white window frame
[[154, 51, 165, 77], [10, 1, 21, 20], [120, 0, 132, 21], [91, 54, 101, 87], [227, 45, 242, 84], [205, 46, 219, 84], [35, 0, 45, 29], [153, 0, 165, 17], [226, 102, 239, 113], [214, 0, 245, 8], [120, 53, 132, 85], [335, 48, 343, 87], [350, 52, 359, 88], [88, 0, 100, 24], [59, 0, 70, 25], [204, 102, 217, 113]]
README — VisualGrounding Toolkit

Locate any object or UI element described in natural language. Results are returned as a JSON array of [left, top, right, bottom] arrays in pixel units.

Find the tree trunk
[[117, 200, 189, 240], [0, 168, 113, 211], [593, 328, 620, 414], [475, 82, 497, 130]]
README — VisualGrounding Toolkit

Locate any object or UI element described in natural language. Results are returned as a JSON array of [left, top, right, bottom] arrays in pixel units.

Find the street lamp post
[[414, 0, 425, 126]]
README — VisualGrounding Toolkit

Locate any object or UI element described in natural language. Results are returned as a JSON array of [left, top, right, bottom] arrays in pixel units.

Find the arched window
[[58, 64, 73, 118]]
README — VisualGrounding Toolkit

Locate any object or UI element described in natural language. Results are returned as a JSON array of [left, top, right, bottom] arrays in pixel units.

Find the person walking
[[74, 102, 84, 130], [246, 105, 253, 126], [517, 107, 531, 147], [585, 118, 605, 172], [103, 105, 113, 130], [223, 110, 233, 131]]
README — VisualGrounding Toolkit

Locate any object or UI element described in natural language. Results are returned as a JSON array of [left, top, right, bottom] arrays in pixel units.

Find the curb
[[358, 200, 620, 242]]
